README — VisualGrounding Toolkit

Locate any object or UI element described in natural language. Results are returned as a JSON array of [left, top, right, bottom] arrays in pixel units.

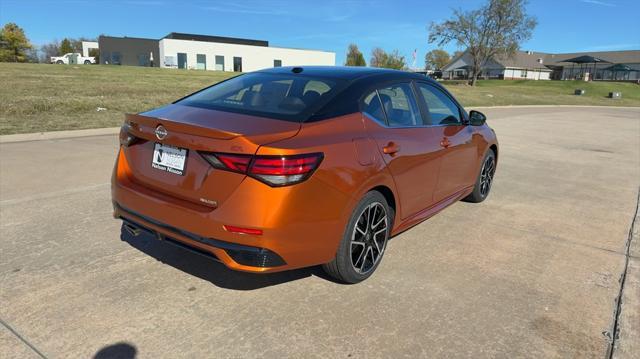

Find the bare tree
[[428, 0, 537, 85], [40, 41, 59, 63]]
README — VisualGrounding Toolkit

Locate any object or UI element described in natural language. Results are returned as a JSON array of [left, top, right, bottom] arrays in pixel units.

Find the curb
[[1, 105, 638, 144], [467, 105, 640, 110], [0, 127, 120, 144]]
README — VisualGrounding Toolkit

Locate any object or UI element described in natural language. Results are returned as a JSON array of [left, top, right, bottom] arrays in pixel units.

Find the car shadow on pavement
[[94, 342, 137, 359], [120, 225, 337, 290]]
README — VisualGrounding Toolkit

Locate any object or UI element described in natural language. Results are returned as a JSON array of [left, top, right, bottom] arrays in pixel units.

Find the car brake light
[[249, 154, 323, 186], [213, 153, 252, 173], [199, 152, 323, 186]]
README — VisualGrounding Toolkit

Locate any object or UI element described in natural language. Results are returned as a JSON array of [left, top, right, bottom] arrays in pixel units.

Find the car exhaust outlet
[[123, 222, 142, 237]]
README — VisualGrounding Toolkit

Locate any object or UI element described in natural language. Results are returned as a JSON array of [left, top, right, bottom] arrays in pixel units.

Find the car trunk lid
[[121, 104, 301, 208]]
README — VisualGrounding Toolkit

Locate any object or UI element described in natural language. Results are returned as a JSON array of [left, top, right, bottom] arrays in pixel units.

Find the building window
[[164, 56, 176, 68], [196, 54, 206, 70], [522, 69, 528, 78], [274, 59, 282, 67], [215, 55, 224, 71], [111, 52, 121, 65], [233, 57, 242, 72], [177, 53, 187, 69]]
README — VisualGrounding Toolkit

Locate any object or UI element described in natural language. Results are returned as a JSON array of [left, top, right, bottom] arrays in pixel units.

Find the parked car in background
[[112, 66, 498, 283], [50, 53, 96, 65], [429, 70, 443, 80]]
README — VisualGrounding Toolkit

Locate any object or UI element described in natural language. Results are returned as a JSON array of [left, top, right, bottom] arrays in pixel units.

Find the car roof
[[245, 66, 449, 122], [257, 66, 431, 82]]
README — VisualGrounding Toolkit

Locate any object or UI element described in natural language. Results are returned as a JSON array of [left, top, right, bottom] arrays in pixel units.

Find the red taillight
[[215, 154, 252, 173], [250, 156, 319, 175], [223, 225, 263, 236], [200, 152, 323, 186], [249, 154, 323, 186]]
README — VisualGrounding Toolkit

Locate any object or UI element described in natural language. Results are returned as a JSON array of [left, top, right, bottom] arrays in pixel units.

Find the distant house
[[442, 49, 640, 81], [442, 50, 552, 80]]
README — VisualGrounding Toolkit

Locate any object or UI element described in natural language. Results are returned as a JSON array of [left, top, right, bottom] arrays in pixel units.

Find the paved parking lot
[[1, 107, 639, 358]]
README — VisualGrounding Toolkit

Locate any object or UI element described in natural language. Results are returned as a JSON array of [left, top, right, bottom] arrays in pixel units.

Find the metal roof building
[[442, 49, 640, 81]]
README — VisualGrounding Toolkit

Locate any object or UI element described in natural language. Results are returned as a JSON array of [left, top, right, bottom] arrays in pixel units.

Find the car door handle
[[440, 137, 451, 148], [383, 142, 400, 155]]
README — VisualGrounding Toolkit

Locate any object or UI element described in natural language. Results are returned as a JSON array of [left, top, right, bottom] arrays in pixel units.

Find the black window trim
[[362, 89, 389, 126]]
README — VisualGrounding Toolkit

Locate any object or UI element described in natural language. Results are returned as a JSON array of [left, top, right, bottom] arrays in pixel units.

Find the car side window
[[376, 83, 423, 127], [362, 91, 387, 124], [417, 83, 462, 125]]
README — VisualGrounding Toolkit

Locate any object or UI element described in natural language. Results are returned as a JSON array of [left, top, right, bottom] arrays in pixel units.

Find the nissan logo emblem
[[155, 125, 168, 140]]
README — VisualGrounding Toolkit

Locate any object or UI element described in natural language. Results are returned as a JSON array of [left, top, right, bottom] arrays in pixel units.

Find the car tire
[[323, 191, 392, 284], [84, 60, 91, 65], [56, 60, 63, 64], [464, 149, 496, 203]]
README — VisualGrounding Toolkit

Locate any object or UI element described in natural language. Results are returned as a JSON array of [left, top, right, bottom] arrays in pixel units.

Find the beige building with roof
[[442, 49, 640, 81]]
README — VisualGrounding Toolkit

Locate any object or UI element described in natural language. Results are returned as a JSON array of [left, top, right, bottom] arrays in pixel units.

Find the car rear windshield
[[176, 72, 346, 122]]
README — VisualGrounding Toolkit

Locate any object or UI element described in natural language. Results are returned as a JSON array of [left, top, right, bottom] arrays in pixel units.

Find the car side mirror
[[469, 110, 486, 126]]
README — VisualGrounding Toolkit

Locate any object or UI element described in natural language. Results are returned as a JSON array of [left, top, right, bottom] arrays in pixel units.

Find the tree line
[[343, 0, 535, 86], [0, 22, 98, 63], [345, 44, 465, 72], [3, 0, 536, 87]]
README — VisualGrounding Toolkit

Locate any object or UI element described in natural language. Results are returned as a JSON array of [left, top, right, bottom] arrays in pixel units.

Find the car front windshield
[[177, 72, 345, 122]]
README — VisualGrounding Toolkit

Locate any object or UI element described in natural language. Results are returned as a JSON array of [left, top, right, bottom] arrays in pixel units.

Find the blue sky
[[1, 0, 639, 66]]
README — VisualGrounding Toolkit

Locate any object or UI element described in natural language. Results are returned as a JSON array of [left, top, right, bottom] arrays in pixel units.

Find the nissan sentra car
[[112, 66, 498, 283]]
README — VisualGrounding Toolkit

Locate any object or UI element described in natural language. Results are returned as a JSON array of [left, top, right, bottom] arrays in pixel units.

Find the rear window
[[177, 72, 344, 122]]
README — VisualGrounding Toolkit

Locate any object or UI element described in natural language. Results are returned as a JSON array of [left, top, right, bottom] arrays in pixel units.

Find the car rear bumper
[[111, 148, 352, 273], [115, 204, 286, 269]]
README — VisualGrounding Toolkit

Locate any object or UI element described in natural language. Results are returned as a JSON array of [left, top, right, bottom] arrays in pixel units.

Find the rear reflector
[[200, 152, 323, 186], [223, 225, 263, 236]]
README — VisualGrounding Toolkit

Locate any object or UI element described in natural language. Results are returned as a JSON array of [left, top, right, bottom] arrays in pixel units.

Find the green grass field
[[0, 63, 237, 135], [1, 63, 639, 135], [445, 79, 640, 108]]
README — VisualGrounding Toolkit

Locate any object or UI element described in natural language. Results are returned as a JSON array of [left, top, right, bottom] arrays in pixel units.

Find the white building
[[442, 49, 640, 81], [99, 32, 335, 72], [442, 50, 552, 80], [81, 41, 98, 57]]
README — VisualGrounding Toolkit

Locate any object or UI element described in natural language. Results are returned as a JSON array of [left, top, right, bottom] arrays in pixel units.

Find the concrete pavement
[[1, 107, 639, 358]]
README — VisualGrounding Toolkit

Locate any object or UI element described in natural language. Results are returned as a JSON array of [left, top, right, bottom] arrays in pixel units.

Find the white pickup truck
[[50, 53, 96, 65]]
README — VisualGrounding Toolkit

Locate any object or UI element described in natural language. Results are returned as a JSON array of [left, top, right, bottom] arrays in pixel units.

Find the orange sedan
[[112, 66, 498, 283]]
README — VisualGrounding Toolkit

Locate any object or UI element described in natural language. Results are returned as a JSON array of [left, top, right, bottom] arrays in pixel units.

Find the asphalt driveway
[[1, 107, 639, 358]]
